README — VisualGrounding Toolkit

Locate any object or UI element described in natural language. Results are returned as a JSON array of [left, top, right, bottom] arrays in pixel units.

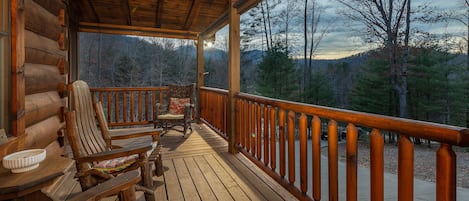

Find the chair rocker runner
[[67, 80, 163, 201], [153, 84, 195, 137]]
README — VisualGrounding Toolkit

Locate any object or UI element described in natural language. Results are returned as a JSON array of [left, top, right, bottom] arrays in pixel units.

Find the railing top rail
[[90, 87, 169, 92], [236, 92, 469, 147], [200, 87, 228, 95]]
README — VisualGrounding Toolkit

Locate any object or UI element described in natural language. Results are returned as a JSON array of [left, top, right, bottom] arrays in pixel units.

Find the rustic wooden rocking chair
[[67, 80, 162, 201], [153, 84, 195, 137], [65, 111, 154, 200], [68, 170, 141, 201]]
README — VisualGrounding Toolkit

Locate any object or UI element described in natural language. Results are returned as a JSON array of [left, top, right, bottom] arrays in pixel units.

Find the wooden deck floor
[[54, 124, 297, 201], [151, 124, 297, 201]]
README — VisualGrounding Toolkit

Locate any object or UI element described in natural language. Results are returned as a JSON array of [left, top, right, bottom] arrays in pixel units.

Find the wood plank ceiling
[[69, 0, 235, 40]]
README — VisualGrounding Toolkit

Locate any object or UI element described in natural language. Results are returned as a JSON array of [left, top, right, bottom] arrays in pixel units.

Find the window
[[0, 0, 10, 132]]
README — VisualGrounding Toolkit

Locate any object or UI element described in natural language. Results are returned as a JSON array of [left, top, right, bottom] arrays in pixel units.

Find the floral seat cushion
[[93, 155, 138, 174]]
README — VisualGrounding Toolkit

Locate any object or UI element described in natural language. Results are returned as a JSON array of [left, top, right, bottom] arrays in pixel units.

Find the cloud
[[216, 0, 467, 59]]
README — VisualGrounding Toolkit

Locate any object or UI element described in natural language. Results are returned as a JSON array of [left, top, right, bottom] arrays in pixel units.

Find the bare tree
[[303, 0, 329, 101], [336, 0, 411, 118]]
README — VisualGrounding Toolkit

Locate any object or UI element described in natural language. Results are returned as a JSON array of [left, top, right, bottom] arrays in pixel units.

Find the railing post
[[227, 0, 240, 154], [196, 36, 204, 124]]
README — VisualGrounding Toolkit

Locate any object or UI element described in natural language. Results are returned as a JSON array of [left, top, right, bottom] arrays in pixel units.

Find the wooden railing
[[234, 92, 469, 201], [199, 87, 228, 138], [90, 87, 168, 127]]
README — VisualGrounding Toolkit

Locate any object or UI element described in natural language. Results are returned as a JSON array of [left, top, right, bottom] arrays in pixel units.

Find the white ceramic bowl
[[2, 149, 46, 173]]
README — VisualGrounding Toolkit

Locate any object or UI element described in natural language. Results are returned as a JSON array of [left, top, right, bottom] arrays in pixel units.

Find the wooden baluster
[[216, 94, 219, 130], [240, 100, 245, 149], [107, 92, 111, 123], [249, 102, 256, 156], [236, 99, 241, 146], [279, 109, 286, 177], [287, 111, 295, 185], [152, 91, 156, 121], [299, 113, 307, 194], [398, 135, 413, 201], [257, 103, 262, 160], [115, 92, 119, 123], [346, 123, 358, 201], [370, 129, 384, 201], [99, 92, 103, 105], [270, 107, 276, 171], [312, 116, 321, 201], [138, 91, 142, 122], [130, 91, 135, 122], [328, 120, 338, 201], [436, 144, 456, 201], [145, 91, 149, 121], [90, 91, 96, 104], [224, 95, 228, 135], [251, 102, 256, 156], [244, 100, 251, 152], [123, 91, 127, 123], [159, 90, 163, 107], [245, 100, 251, 152], [264, 105, 270, 166]]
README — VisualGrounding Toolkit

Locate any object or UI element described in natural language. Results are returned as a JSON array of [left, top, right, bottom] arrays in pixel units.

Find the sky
[[213, 0, 467, 60]]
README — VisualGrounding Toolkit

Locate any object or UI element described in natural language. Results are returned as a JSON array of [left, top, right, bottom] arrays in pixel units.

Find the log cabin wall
[[0, 0, 69, 159]]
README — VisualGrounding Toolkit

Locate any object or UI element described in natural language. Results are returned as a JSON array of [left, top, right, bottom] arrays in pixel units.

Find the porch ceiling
[[69, 0, 260, 40]]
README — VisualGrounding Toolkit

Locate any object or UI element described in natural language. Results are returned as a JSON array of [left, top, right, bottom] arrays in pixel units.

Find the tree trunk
[[260, 1, 270, 51], [303, 0, 308, 101]]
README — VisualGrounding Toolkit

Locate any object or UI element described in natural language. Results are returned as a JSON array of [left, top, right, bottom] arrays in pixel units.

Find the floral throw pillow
[[169, 98, 190, 114]]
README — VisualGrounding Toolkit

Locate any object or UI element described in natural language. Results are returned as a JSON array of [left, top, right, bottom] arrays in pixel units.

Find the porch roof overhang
[[68, 0, 261, 40]]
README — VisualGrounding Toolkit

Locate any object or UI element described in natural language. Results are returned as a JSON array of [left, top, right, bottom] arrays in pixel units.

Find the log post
[[196, 36, 204, 124], [11, 0, 26, 138], [227, 0, 240, 154]]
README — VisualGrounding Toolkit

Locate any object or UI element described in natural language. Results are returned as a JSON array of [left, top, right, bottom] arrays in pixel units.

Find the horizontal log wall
[[0, 0, 69, 158], [24, 63, 65, 94], [25, 91, 63, 127]]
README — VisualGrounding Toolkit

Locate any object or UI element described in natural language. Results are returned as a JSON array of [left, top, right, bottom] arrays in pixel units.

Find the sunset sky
[[213, 0, 467, 60]]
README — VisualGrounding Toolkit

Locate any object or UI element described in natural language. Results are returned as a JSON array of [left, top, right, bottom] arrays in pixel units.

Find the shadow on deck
[[107, 123, 297, 201]]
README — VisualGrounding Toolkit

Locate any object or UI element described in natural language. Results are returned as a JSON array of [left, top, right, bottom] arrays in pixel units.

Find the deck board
[[153, 124, 297, 201], [51, 123, 297, 201]]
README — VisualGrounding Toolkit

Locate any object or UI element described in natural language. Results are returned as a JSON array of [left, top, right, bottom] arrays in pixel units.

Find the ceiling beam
[[78, 22, 199, 40], [234, 0, 262, 14], [84, 0, 100, 23], [183, 0, 202, 30], [200, 0, 260, 39], [200, 11, 228, 39], [120, 0, 132, 25], [155, 0, 164, 28]]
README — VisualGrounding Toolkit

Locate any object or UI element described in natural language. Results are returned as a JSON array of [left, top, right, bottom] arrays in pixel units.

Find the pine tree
[[349, 52, 398, 116], [256, 45, 298, 101], [114, 55, 134, 87], [303, 70, 336, 107], [408, 47, 469, 126]]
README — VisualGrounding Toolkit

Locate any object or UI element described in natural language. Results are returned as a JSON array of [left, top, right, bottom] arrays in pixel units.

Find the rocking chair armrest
[[76, 144, 153, 163], [184, 103, 194, 118], [108, 129, 162, 141], [153, 103, 167, 118], [68, 170, 141, 201]]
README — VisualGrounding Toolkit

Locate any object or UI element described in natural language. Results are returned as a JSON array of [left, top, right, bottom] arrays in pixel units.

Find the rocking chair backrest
[[69, 80, 109, 157], [167, 84, 195, 104]]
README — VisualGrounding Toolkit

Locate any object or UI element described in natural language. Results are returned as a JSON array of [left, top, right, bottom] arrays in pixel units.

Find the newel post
[[228, 0, 240, 154], [196, 36, 204, 124]]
